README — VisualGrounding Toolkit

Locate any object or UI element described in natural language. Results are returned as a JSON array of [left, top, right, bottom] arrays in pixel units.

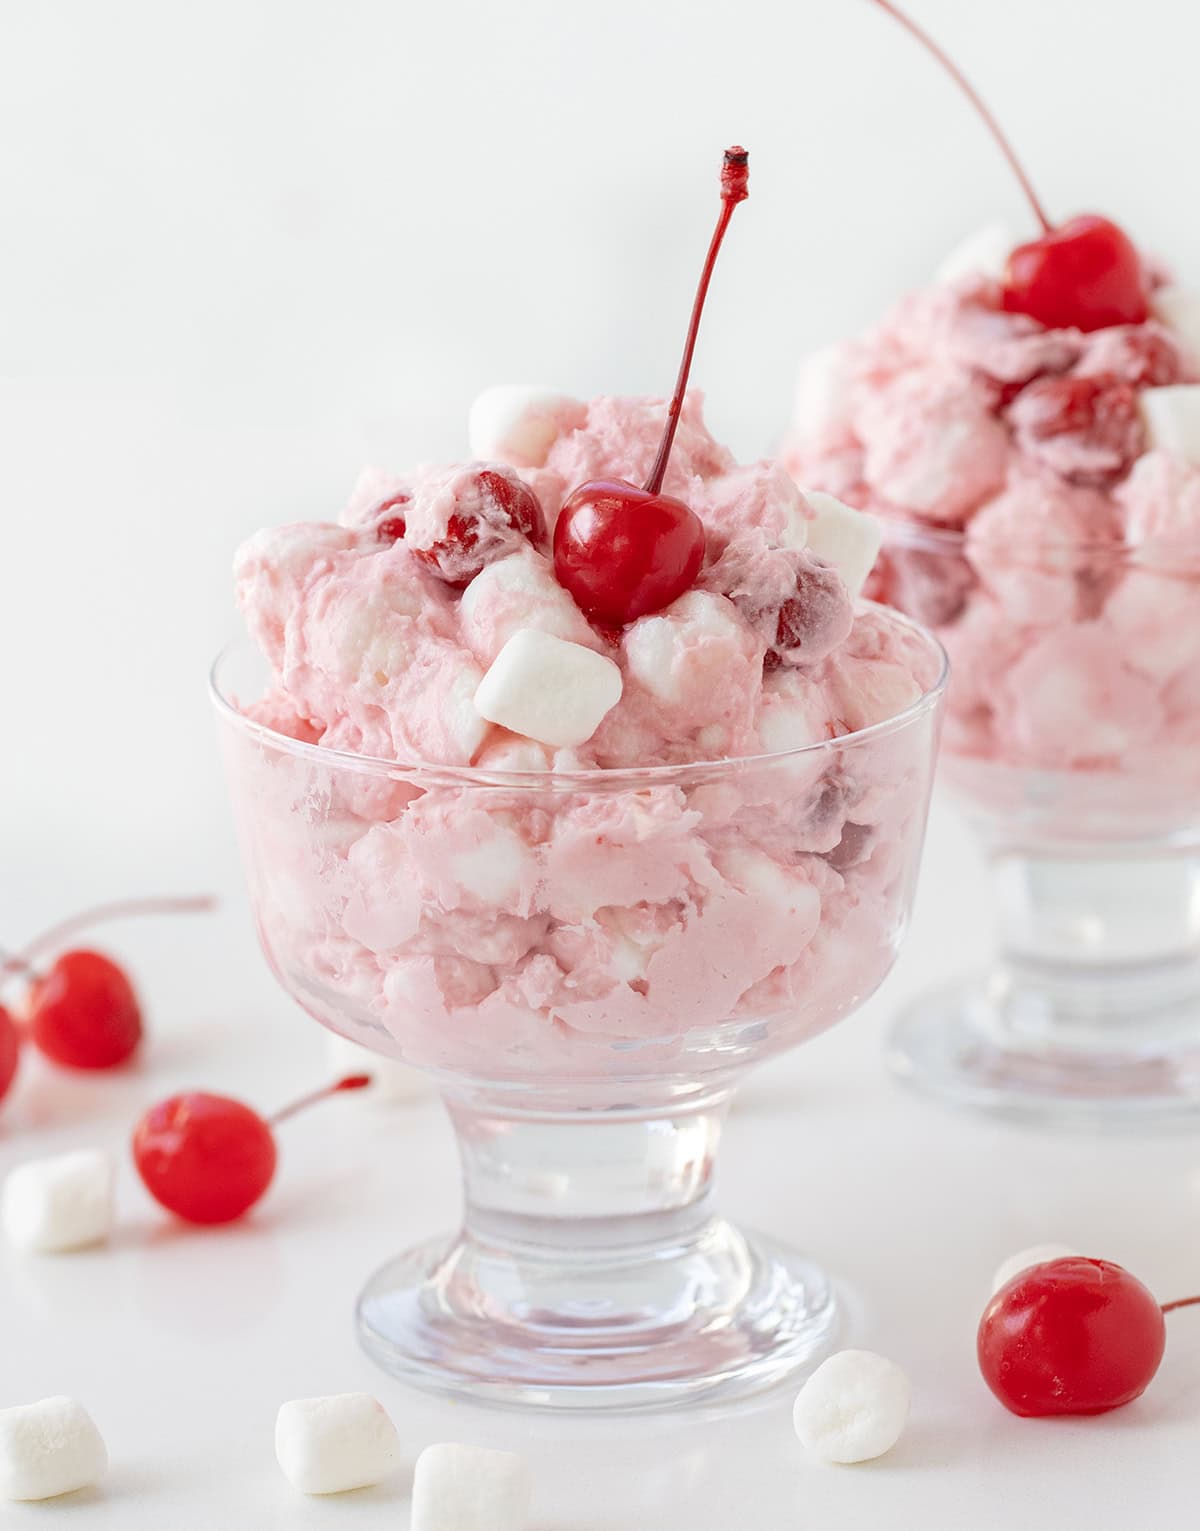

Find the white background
[[3, 1, 1200, 1525]]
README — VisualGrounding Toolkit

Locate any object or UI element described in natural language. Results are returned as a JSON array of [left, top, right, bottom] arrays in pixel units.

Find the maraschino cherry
[[2, 894, 216, 1071], [553, 148, 750, 627], [0, 1005, 19, 1105], [133, 1072, 371, 1225], [978, 1256, 1200, 1417], [868, 0, 1148, 333]]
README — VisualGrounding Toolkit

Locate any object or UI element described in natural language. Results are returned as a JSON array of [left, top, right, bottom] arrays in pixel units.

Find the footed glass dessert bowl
[[783, 0, 1200, 1118], [213, 621, 945, 1410], [872, 521, 1200, 1118]]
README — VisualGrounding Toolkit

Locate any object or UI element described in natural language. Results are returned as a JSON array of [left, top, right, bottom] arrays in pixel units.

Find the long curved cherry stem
[[643, 146, 750, 497], [865, 0, 1053, 235], [1161, 1295, 1200, 1315], [0, 949, 36, 981], [2, 894, 218, 977], [271, 1072, 372, 1126]]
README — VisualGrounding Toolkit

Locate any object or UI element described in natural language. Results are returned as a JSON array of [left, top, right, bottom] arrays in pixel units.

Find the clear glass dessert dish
[[212, 619, 945, 1410], [872, 519, 1200, 1117]]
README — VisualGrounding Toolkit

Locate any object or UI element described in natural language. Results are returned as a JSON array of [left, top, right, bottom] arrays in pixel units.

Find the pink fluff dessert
[[784, 250, 1200, 786], [224, 391, 944, 1081]]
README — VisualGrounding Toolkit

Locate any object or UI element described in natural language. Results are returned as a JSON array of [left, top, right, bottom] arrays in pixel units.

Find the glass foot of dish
[[356, 1221, 841, 1412], [889, 974, 1200, 1120]]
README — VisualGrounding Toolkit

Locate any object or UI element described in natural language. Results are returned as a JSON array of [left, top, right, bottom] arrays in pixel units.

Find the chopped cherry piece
[[978, 1257, 1165, 1417], [826, 821, 873, 871], [554, 149, 749, 627], [28, 950, 142, 1070], [132, 1073, 370, 1226], [1007, 371, 1144, 486], [868, 3, 1147, 335], [774, 558, 854, 666], [409, 467, 544, 586], [873, 544, 977, 629], [0, 1006, 19, 1104], [375, 493, 410, 544]]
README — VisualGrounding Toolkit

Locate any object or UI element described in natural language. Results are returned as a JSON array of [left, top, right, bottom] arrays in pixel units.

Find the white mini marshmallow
[[1141, 384, 1200, 465], [459, 548, 595, 661], [1153, 285, 1200, 365], [475, 734, 554, 772], [793, 1350, 911, 1464], [411, 1443, 532, 1531], [792, 345, 855, 449], [324, 1030, 429, 1104], [2, 1149, 114, 1254], [474, 628, 622, 748], [623, 590, 746, 706], [468, 385, 585, 468], [0, 1397, 107, 1501], [935, 222, 1016, 286], [991, 1243, 1078, 1295], [802, 491, 883, 600], [275, 1393, 401, 1496]]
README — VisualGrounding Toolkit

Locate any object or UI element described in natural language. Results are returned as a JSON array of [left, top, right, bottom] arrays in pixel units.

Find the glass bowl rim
[[209, 602, 948, 790], [879, 514, 1200, 565]]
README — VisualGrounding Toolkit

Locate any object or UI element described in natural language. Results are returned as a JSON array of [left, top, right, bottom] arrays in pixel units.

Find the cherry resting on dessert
[[868, 0, 1148, 332], [978, 1256, 1200, 1417], [553, 148, 750, 627], [133, 1073, 371, 1225], [1, 895, 216, 1071]]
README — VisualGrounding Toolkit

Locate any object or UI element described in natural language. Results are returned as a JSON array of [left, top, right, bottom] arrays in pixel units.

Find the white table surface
[[2, 799, 1197, 1530]]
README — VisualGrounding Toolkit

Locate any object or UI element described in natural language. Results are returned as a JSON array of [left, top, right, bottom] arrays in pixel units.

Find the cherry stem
[[270, 1072, 372, 1126], [0, 948, 37, 981], [1, 894, 218, 978], [643, 146, 750, 498], [1161, 1295, 1200, 1314], [865, 0, 1053, 236]]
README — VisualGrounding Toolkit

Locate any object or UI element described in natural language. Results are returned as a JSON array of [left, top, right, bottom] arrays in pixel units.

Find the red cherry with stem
[[28, 951, 142, 1070], [0, 1005, 19, 1104], [867, 0, 1147, 333], [2, 895, 216, 1072], [553, 148, 749, 627], [132, 1073, 371, 1226], [978, 1257, 1167, 1416], [1003, 218, 1149, 333]]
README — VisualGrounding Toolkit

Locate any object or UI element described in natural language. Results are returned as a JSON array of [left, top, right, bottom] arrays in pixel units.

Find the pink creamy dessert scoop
[[784, 246, 1200, 780], [229, 393, 943, 1078]]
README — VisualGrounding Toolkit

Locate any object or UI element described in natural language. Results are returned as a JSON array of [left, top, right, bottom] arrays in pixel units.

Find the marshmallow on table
[[1153, 285, 1200, 366], [412, 1443, 532, 1531], [275, 1393, 400, 1495], [801, 491, 883, 601], [934, 222, 1015, 286], [473, 628, 622, 748], [468, 385, 586, 469], [2, 1149, 114, 1253], [793, 1350, 911, 1464], [324, 1030, 429, 1104], [0, 1397, 107, 1501], [1140, 385, 1200, 466], [991, 1243, 1078, 1295]]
